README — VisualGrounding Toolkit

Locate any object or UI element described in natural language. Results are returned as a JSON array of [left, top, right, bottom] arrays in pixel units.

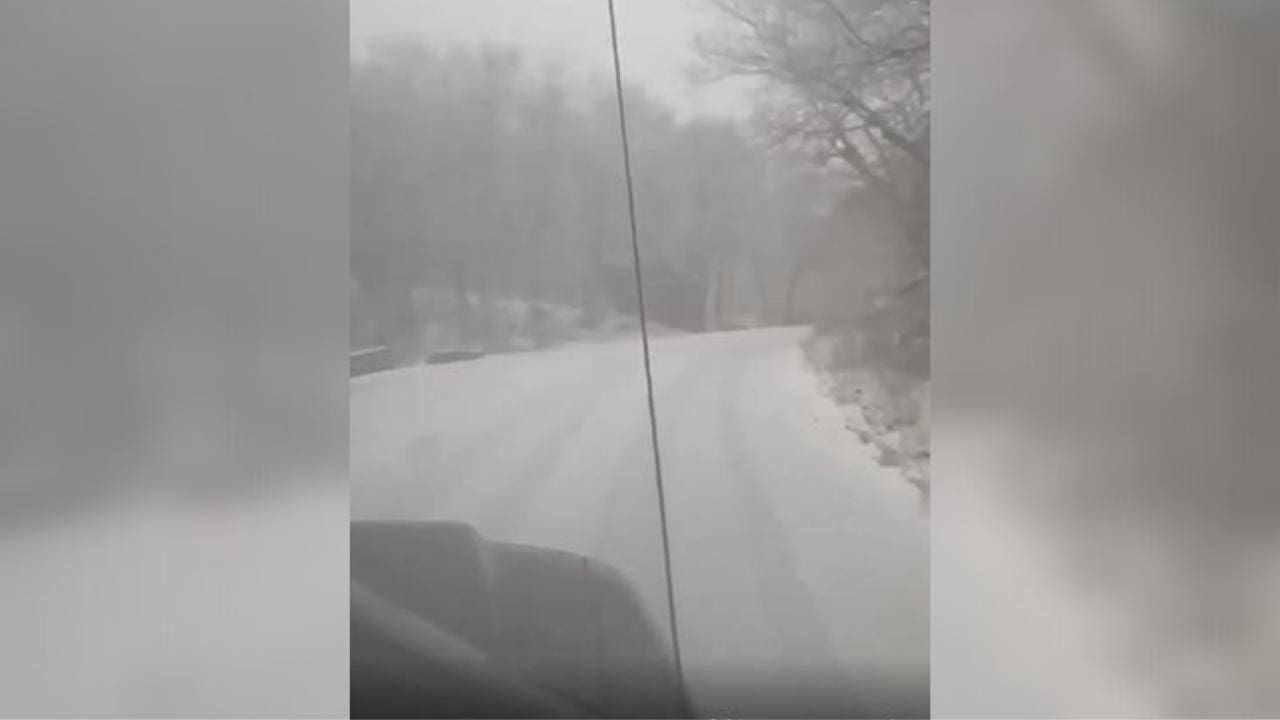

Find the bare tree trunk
[[784, 262, 806, 324], [703, 261, 721, 332], [452, 248, 470, 346], [580, 244, 605, 329], [719, 262, 734, 325], [751, 259, 771, 324]]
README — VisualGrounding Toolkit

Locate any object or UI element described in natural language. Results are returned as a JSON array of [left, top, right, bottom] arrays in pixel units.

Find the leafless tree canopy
[[350, 38, 862, 359], [697, 0, 929, 271]]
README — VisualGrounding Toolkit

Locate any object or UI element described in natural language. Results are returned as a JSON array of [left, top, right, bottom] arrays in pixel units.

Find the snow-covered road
[[351, 325, 928, 717]]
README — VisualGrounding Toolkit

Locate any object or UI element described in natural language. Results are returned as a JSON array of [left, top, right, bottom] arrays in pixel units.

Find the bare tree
[[352, 35, 834, 347], [697, 0, 930, 275]]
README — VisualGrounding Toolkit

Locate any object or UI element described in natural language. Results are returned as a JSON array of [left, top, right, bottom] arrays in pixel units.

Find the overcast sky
[[350, 0, 758, 122]]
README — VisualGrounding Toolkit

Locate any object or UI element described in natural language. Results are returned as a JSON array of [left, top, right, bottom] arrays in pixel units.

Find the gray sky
[[350, 0, 758, 122]]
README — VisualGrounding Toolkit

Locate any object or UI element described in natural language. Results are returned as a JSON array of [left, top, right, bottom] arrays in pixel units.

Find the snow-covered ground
[[351, 325, 928, 717]]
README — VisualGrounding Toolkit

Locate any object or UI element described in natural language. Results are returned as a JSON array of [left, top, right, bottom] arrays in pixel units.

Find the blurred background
[[933, 0, 1279, 716], [1, 0, 1276, 717], [0, 1, 348, 716]]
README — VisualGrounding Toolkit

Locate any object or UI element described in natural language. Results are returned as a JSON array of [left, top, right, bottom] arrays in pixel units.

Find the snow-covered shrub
[[804, 326, 930, 503]]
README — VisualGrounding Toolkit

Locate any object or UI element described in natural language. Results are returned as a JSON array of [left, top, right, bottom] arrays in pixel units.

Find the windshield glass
[[350, 2, 929, 717]]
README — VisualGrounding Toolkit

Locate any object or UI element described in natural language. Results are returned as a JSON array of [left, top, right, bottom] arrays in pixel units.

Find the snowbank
[[804, 332, 930, 503]]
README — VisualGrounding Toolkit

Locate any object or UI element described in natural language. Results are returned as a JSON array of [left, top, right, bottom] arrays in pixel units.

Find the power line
[[605, 0, 687, 700]]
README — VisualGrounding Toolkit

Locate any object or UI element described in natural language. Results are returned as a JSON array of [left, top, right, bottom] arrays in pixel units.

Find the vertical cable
[[605, 0, 687, 696]]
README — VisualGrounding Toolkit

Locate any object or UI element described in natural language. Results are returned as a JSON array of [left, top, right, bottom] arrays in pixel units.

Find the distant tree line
[[352, 0, 927, 361], [351, 35, 913, 356]]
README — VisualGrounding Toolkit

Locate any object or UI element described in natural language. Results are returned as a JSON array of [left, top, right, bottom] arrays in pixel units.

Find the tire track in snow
[[465, 363, 652, 544], [710, 352, 858, 716], [351, 343, 629, 521], [417, 344, 636, 528], [581, 348, 708, 640]]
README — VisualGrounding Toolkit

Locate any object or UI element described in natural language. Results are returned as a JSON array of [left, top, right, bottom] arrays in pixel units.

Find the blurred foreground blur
[[934, 1, 1279, 717], [0, 1, 348, 715]]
